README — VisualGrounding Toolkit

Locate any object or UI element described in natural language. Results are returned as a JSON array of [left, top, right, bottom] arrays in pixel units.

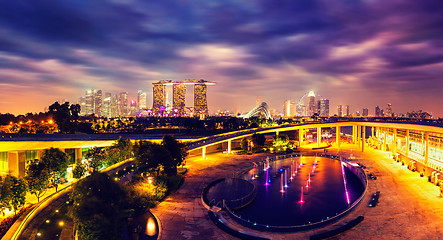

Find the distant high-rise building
[[94, 90, 102, 117], [290, 102, 297, 116], [111, 94, 118, 117], [375, 105, 381, 117], [386, 103, 392, 117], [84, 90, 94, 115], [173, 83, 186, 116], [283, 100, 291, 117], [346, 105, 350, 117], [362, 108, 369, 117], [137, 90, 147, 110], [308, 91, 317, 116], [119, 92, 128, 116], [78, 97, 86, 115], [103, 92, 112, 118], [152, 83, 166, 114], [337, 105, 343, 117], [194, 82, 208, 117], [296, 103, 305, 116], [152, 79, 214, 117], [319, 99, 329, 117], [356, 111, 361, 117]]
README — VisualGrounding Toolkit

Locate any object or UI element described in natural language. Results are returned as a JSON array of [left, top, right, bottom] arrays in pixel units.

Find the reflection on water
[[233, 156, 364, 226]]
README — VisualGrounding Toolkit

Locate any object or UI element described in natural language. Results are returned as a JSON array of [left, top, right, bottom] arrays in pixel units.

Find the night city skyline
[[1, 1, 443, 117]]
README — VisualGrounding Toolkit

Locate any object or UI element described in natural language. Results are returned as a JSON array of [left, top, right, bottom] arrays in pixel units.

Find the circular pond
[[230, 156, 365, 229]]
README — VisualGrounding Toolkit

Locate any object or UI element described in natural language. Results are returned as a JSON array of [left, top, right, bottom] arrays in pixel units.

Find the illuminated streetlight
[[59, 221, 64, 227]]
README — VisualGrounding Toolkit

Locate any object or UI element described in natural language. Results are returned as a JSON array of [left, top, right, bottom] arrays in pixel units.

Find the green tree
[[69, 172, 127, 240], [114, 137, 133, 161], [133, 141, 172, 175], [72, 164, 86, 179], [241, 138, 249, 152], [251, 133, 266, 148], [41, 147, 70, 192], [0, 175, 27, 214], [25, 160, 50, 202], [162, 135, 188, 175], [85, 147, 107, 172]]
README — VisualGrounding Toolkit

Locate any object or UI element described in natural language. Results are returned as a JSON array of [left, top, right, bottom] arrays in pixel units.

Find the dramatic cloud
[[0, 0, 442, 116]]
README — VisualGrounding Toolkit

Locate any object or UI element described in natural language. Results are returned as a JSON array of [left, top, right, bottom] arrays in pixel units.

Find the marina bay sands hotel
[[152, 79, 215, 117]]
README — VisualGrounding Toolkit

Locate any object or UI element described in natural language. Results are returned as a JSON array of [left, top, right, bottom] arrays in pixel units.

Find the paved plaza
[[152, 144, 443, 240]]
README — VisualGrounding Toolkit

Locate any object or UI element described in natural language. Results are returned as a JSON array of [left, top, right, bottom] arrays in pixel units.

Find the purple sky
[[1, 1, 443, 117]]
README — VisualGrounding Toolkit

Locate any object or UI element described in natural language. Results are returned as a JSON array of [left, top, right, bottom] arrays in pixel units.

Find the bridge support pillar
[[276, 131, 279, 137], [299, 129, 304, 147], [352, 125, 357, 145], [393, 129, 397, 155], [406, 130, 409, 157], [371, 127, 375, 138], [317, 127, 321, 147], [362, 126, 366, 152], [382, 128, 387, 151], [336, 126, 341, 149], [75, 148, 82, 164], [202, 146, 206, 159], [425, 131, 429, 167], [227, 140, 231, 154]]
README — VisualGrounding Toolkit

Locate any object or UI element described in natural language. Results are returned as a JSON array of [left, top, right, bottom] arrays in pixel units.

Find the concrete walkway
[[152, 144, 443, 240]]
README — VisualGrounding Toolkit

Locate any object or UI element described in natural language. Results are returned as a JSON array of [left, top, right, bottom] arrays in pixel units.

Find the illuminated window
[[25, 150, 38, 162], [0, 152, 8, 175]]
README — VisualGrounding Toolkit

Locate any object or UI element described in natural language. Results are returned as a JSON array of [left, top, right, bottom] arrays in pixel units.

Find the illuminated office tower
[[84, 90, 94, 115], [346, 105, 350, 117], [319, 99, 329, 117], [137, 90, 147, 110], [308, 91, 317, 116], [194, 83, 208, 117], [283, 100, 291, 117], [119, 92, 128, 116], [173, 83, 186, 116], [111, 94, 119, 118], [153, 83, 166, 114], [103, 92, 112, 118], [386, 103, 392, 117], [337, 105, 343, 117], [296, 103, 305, 116], [94, 90, 102, 117]]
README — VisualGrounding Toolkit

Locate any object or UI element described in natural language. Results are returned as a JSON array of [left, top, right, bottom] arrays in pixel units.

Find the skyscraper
[[308, 91, 317, 116], [137, 90, 147, 110], [319, 99, 329, 117], [173, 83, 186, 116], [337, 105, 343, 117], [194, 82, 207, 117], [283, 100, 291, 117], [119, 92, 128, 116], [346, 105, 350, 117], [362, 108, 369, 117], [103, 92, 112, 118], [375, 105, 381, 117], [152, 83, 166, 114], [111, 94, 118, 118], [94, 90, 102, 117], [84, 90, 94, 115], [153, 79, 214, 117], [386, 103, 392, 117]]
